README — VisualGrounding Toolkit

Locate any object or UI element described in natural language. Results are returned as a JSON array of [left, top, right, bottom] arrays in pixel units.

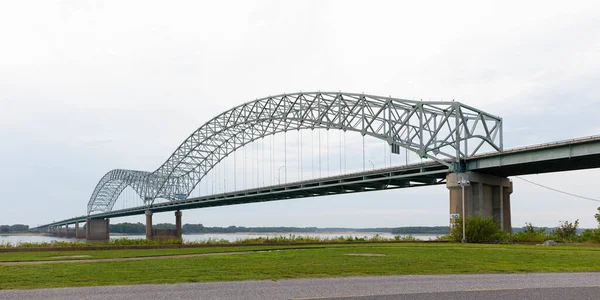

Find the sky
[[1, 0, 599, 229]]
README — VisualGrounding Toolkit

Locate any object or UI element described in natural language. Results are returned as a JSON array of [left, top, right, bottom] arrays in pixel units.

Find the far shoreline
[[0, 233, 43, 236]]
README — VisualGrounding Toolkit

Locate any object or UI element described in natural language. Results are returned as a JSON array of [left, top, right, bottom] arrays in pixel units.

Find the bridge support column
[[145, 210, 153, 240], [175, 210, 182, 239], [447, 171, 513, 232], [75, 222, 85, 239], [85, 218, 110, 241]]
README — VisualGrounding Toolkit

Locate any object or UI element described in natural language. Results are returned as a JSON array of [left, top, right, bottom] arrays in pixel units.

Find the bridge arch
[[87, 92, 503, 214]]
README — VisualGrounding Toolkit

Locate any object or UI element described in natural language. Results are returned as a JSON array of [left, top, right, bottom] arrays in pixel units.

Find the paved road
[[1, 272, 599, 300]]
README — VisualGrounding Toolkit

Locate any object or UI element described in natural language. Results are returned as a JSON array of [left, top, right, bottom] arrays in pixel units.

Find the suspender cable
[[234, 140, 236, 191], [298, 130, 304, 181], [383, 141, 386, 168], [311, 129, 314, 179], [298, 130, 300, 181], [256, 139, 259, 188], [319, 128, 321, 178], [339, 130, 342, 175], [285, 130, 287, 184], [327, 130, 329, 176], [362, 134, 365, 171], [244, 138, 246, 189], [406, 129, 409, 165], [271, 134, 274, 185], [344, 130, 346, 173], [262, 138, 265, 186], [284, 98, 288, 184]]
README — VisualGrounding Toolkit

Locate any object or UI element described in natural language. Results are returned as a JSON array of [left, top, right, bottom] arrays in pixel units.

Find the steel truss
[[87, 92, 502, 214]]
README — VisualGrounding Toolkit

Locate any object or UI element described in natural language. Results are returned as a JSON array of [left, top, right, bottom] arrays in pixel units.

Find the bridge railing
[[467, 135, 600, 159], [155, 159, 450, 203]]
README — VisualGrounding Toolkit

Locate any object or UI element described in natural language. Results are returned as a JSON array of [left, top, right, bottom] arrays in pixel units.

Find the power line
[[515, 176, 600, 203]]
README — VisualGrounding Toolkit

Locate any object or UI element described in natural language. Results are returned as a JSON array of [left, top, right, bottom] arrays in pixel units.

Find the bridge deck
[[467, 135, 600, 176], [39, 162, 449, 227]]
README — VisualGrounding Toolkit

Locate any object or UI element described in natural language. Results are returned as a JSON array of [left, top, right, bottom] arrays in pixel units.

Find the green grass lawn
[[1, 243, 600, 290], [0, 244, 330, 262]]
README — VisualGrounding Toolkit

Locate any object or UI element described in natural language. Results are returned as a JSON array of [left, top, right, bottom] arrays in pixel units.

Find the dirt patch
[[50, 255, 91, 259], [344, 253, 386, 257]]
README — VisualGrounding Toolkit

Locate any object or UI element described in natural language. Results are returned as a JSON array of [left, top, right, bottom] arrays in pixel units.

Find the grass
[[2, 243, 600, 289], [0, 244, 331, 262]]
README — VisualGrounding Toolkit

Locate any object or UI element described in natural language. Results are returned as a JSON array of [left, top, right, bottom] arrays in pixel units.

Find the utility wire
[[515, 176, 600, 203]]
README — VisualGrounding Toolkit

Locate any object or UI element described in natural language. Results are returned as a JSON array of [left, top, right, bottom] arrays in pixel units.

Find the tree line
[[0, 224, 29, 233], [108, 223, 321, 234], [108, 223, 453, 234]]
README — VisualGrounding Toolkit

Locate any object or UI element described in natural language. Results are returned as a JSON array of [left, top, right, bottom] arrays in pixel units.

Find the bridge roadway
[[40, 161, 451, 227], [38, 135, 600, 229]]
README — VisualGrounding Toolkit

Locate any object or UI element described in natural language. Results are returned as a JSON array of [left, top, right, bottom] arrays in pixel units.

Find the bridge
[[34, 92, 600, 241]]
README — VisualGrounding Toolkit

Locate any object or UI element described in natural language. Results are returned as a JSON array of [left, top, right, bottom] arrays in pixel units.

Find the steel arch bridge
[[87, 92, 503, 214]]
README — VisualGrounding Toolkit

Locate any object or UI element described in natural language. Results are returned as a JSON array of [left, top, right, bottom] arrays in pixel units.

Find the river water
[[1, 232, 440, 246]]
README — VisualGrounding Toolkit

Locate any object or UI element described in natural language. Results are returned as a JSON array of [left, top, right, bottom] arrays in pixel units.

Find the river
[[1, 232, 440, 246]]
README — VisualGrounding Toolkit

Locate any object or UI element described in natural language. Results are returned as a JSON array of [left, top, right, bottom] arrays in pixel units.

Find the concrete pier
[[447, 171, 513, 232], [75, 222, 85, 239], [175, 210, 182, 238], [145, 210, 153, 240], [85, 218, 110, 241], [145, 210, 183, 241]]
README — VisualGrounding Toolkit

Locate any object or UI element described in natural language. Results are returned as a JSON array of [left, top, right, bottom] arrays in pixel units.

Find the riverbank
[[2, 243, 600, 289], [0, 233, 440, 249]]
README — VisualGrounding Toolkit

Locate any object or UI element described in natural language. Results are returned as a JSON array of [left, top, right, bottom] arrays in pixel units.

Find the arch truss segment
[[87, 92, 502, 214]]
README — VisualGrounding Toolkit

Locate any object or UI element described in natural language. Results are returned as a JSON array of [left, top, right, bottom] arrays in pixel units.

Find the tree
[[0, 225, 9, 233], [555, 219, 579, 240], [595, 207, 600, 227]]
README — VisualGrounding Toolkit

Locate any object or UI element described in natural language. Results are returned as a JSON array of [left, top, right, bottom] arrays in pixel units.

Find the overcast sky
[[1, 0, 599, 229]]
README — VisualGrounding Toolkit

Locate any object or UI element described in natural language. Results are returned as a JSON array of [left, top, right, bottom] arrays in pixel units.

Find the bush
[[579, 229, 600, 243], [435, 234, 452, 241], [394, 235, 418, 241], [555, 219, 579, 242], [450, 216, 505, 243], [509, 223, 550, 243]]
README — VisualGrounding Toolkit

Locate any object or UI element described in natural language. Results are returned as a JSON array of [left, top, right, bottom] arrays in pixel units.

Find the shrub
[[509, 223, 549, 243], [394, 235, 418, 241], [555, 219, 579, 242], [450, 216, 505, 243], [579, 229, 600, 243], [435, 234, 452, 241]]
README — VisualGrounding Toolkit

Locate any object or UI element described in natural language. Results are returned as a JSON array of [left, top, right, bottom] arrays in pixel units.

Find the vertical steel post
[[461, 183, 466, 243]]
